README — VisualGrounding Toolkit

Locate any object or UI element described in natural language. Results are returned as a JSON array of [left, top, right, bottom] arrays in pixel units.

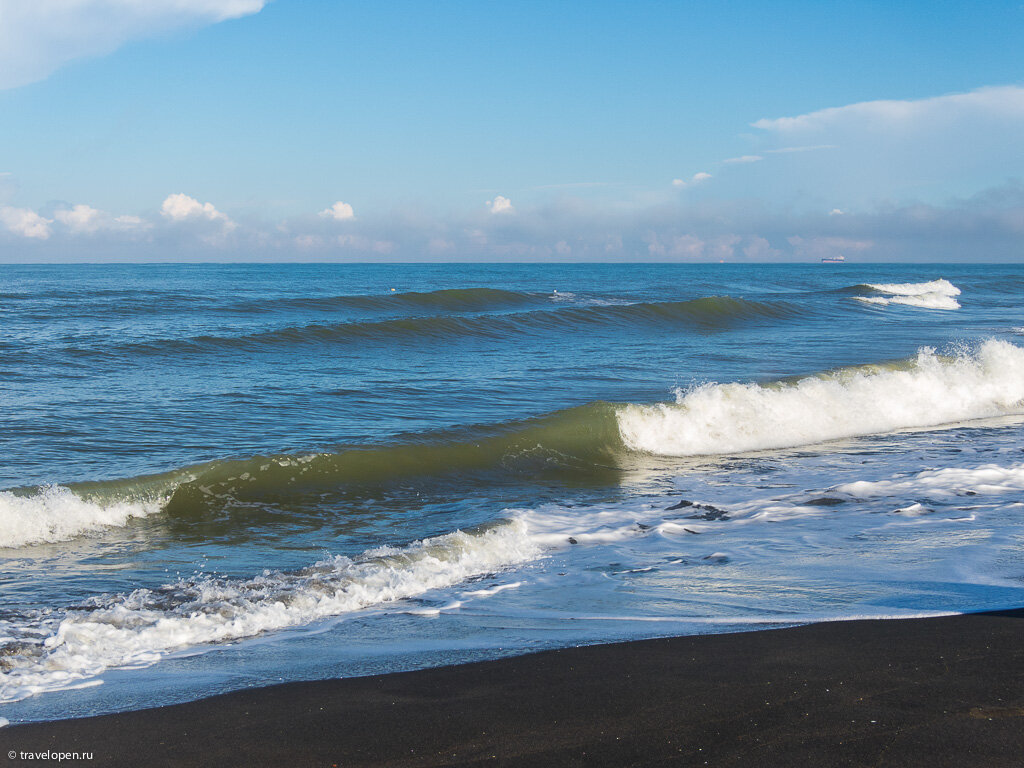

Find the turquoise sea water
[[2, 263, 1024, 722]]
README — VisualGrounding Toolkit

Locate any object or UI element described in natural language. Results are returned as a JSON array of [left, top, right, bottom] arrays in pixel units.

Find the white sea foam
[[617, 340, 1024, 456], [837, 462, 1024, 499], [0, 521, 540, 703], [6, 451, 1024, 705], [462, 581, 522, 597], [854, 293, 961, 310], [865, 279, 961, 297], [854, 278, 961, 310], [0, 486, 161, 549]]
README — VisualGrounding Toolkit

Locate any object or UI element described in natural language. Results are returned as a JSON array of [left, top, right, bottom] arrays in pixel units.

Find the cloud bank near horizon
[[1, 85, 1021, 262], [0, 183, 1021, 262], [0, 0, 267, 90]]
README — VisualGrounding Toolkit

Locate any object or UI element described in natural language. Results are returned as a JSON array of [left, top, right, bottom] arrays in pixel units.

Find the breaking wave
[[862, 279, 961, 297], [850, 279, 961, 310], [0, 405, 626, 547], [6, 340, 1024, 548], [0, 521, 540, 702], [0, 487, 162, 549], [618, 339, 1024, 455]]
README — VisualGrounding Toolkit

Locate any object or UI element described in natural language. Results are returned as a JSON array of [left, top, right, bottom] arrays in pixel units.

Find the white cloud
[[161, 192, 234, 228], [319, 201, 355, 221], [114, 214, 146, 228], [723, 155, 763, 164], [746, 86, 1024, 207], [829, 208, 844, 216], [53, 204, 150, 234], [0, 205, 52, 239], [672, 172, 712, 187], [486, 195, 513, 214], [753, 86, 1024, 134], [55, 204, 104, 233], [0, 0, 268, 90]]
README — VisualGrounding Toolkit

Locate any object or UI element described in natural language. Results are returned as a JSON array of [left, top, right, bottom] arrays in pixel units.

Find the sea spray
[[0, 486, 162, 549], [617, 339, 1024, 455], [852, 279, 962, 310]]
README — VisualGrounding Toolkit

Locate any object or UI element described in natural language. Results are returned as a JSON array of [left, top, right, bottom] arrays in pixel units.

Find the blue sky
[[0, 0, 1022, 261]]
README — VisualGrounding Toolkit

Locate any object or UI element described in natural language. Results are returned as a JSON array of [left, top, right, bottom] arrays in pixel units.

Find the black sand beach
[[4, 609, 1023, 767]]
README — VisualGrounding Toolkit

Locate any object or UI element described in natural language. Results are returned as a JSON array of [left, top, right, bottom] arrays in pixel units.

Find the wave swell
[[95, 296, 798, 357], [227, 287, 548, 315]]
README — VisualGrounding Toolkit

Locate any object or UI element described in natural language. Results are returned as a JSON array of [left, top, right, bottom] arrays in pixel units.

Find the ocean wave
[[854, 293, 961, 310], [0, 404, 626, 545], [0, 486, 161, 549], [0, 521, 539, 703], [617, 339, 1024, 456], [1, 288, 549, 319], [227, 287, 548, 314], [84, 296, 797, 356], [848, 279, 961, 310], [862, 279, 961, 297], [8, 340, 1024, 548]]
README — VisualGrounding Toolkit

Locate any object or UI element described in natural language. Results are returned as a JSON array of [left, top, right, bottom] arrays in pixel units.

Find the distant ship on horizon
[[821, 254, 846, 263]]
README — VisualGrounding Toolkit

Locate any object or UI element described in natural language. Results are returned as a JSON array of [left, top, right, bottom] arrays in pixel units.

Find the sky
[[0, 0, 1022, 262]]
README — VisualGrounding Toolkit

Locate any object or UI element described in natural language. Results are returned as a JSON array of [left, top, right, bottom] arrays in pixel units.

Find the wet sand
[[4, 609, 1024, 767]]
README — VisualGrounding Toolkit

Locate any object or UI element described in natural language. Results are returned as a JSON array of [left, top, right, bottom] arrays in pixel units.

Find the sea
[[2, 262, 1023, 724]]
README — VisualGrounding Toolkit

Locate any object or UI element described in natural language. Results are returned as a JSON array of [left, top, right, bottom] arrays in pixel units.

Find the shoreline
[[4, 609, 1024, 767]]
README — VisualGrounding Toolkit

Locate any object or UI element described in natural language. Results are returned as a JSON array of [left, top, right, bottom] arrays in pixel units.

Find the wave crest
[[863, 279, 961, 297], [849, 279, 961, 310], [617, 339, 1024, 456], [0, 486, 161, 549]]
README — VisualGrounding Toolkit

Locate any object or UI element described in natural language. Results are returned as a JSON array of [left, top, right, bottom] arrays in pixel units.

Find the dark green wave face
[[56, 403, 627, 518]]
